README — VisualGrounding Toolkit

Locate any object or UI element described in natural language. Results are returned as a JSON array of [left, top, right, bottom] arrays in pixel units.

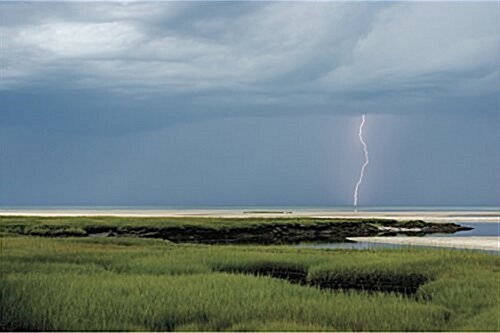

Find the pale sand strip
[[0, 209, 498, 222], [348, 236, 499, 251]]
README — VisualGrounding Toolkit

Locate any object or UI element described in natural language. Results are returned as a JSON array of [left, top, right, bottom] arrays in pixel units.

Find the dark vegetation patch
[[119, 222, 377, 244], [219, 264, 427, 295], [309, 270, 427, 295], [220, 264, 309, 285], [376, 220, 472, 236]]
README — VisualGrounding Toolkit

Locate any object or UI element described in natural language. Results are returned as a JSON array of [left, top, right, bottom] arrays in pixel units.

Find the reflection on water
[[426, 222, 499, 237]]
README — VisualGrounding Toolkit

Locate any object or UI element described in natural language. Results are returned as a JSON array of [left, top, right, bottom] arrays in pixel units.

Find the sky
[[0, 1, 499, 207]]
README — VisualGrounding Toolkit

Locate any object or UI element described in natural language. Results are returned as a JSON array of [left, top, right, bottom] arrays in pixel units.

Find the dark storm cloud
[[1, 2, 497, 125], [0, 2, 498, 206]]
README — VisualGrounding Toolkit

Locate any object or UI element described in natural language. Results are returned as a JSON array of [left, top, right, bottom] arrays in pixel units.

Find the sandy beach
[[349, 236, 499, 252], [0, 208, 498, 223]]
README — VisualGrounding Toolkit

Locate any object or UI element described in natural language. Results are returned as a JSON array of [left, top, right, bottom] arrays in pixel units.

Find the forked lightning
[[353, 115, 369, 210]]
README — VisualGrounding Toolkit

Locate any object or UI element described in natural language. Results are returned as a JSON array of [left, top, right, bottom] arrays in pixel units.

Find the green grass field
[[1, 227, 499, 331], [0, 215, 387, 235]]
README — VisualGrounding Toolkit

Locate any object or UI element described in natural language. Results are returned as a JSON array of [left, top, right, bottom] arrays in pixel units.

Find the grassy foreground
[[1, 233, 499, 331]]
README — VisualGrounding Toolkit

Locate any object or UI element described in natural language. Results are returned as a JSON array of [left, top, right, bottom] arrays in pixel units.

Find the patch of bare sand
[[348, 236, 499, 251], [0, 209, 498, 222]]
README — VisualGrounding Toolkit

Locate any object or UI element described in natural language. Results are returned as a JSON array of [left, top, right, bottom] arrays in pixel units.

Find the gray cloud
[[0, 2, 498, 116]]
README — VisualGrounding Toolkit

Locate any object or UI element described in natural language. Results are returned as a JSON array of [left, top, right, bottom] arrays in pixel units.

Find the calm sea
[[0, 205, 498, 212]]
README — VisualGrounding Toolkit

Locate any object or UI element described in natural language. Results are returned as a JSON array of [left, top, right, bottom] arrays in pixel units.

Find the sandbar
[[348, 236, 499, 251], [0, 208, 498, 223]]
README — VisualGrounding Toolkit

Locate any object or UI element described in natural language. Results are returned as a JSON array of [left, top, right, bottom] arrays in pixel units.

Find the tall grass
[[1, 236, 499, 331], [1, 272, 450, 331]]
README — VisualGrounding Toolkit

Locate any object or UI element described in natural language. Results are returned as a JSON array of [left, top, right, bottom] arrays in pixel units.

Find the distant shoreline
[[1, 208, 498, 222]]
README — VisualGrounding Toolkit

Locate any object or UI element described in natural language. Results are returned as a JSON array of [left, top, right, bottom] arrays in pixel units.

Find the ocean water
[[426, 222, 499, 237], [0, 205, 498, 212]]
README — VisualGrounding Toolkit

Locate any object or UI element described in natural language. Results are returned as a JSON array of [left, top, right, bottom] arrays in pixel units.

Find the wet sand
[[348, 236, 499, 251], [0, 208, 498, 222]]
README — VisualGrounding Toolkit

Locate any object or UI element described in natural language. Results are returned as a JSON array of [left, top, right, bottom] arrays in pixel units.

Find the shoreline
[[1, 209, 498, 222], [348, 236, 499, 252]]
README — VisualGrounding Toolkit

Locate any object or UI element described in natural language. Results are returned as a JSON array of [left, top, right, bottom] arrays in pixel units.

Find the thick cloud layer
[[1, 2, 498, 120]]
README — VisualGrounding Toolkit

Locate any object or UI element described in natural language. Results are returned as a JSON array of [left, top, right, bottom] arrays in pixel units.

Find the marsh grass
[[0, 215, 396, 238], [1, 236, 499, 331]]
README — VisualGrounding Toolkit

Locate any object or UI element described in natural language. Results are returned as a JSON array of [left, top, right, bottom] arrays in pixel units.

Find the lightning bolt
[[353, 114, 369, 211]]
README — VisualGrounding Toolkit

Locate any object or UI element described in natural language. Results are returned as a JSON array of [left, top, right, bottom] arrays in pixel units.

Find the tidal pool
[[299, 222, 499, 254]]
